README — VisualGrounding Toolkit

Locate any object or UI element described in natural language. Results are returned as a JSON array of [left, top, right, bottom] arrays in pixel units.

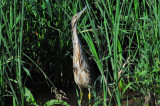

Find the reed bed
[[0, 0, 160, 106]]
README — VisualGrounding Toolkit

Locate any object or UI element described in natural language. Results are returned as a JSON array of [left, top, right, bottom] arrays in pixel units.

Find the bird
[[71, 6, 94, 104]]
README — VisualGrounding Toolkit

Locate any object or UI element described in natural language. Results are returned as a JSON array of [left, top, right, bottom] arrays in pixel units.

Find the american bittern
[[71, 6, 94, 104]]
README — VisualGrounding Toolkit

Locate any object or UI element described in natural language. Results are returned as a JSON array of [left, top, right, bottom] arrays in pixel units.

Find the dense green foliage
[[0, 0, 160, 106]]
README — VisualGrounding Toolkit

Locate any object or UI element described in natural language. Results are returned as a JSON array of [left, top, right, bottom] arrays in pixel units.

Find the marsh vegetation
[[0, 0, 160, 106]]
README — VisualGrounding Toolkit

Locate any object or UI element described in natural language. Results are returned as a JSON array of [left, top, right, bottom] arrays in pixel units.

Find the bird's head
[[71, 6, 87, 30]]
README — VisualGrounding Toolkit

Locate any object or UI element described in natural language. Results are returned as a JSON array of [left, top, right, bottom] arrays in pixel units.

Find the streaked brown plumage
[[71, 6, 94, 103]]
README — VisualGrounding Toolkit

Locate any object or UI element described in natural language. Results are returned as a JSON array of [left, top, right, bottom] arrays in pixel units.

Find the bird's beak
[[72, 6, 87, 29], [76, 6, 87, 19]]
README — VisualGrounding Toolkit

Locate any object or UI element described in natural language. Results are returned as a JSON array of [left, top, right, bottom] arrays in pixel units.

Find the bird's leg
[[80, 89, 83, 103], [88, 88, 92, 106], [79, 87, 83, 104], [88, 88, 91, 100]]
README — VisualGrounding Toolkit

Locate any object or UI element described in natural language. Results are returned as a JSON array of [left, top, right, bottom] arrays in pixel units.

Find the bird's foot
[[88, 92, 91, 100], [88, 92, 92, 106]]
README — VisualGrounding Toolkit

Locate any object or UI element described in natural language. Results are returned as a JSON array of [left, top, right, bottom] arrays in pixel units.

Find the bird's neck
[[72, 27, 89, 70], [72, 27, 83, 55]]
